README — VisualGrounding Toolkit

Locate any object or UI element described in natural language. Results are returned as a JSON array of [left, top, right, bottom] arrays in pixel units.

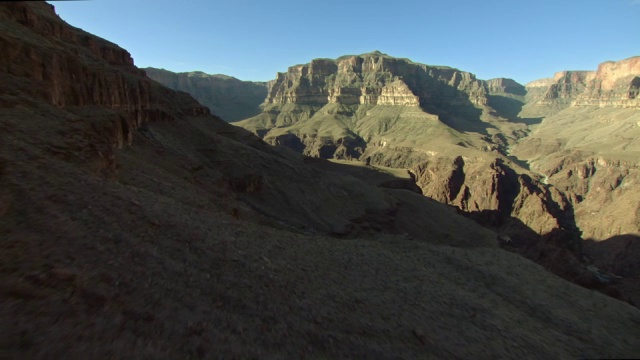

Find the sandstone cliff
[[144, 67, 268, 122], [574, 57, 640, 108], [524, 57, 640, 110], [485, 78, 526, 96], [264, 52, 487, 108]]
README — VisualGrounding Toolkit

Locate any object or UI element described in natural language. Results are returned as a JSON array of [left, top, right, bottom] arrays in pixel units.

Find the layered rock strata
[[525, 57, 640, 109], [574, 57, 640, 107], [265, 52, 488, 108]]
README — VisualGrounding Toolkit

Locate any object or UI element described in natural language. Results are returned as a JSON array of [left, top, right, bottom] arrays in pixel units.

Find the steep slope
[[143, 67, 268, 122], [2, 3, 640, 358]]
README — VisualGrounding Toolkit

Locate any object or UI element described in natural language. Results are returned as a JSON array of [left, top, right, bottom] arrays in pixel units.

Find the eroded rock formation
[[575, 57, 640, 107], [525, 57, 640, 109], [265, 52, 488, 108], [410, 157, 571, 241]]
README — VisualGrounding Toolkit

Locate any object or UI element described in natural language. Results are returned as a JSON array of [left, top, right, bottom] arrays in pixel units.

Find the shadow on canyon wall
[[583, 235, 640, 277], [422, 99, 493, 136], [301, 156, 421, 194], [584, 235, 640, 306], [487, 95, 543, 126]]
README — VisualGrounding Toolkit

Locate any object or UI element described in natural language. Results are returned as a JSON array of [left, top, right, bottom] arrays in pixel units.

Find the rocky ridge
[[524, 56, 640, 115], [0, 2, 210, 176], [143, 67, 268, 122], [575, 57, 640, 108], [239, 51, 501, 154]]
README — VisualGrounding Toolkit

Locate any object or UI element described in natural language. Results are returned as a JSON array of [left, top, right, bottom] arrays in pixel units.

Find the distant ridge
[[144, 67, 268, 122]]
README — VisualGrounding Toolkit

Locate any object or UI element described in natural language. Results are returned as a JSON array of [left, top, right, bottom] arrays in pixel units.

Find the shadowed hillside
[[144, 67, 268, 122]]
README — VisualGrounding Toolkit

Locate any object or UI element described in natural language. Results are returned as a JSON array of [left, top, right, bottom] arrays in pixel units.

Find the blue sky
[[50, 0, 639, 84]]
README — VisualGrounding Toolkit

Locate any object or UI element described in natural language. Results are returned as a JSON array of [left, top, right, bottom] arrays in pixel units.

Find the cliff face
[[144, 67, 268, 122], [485, 78, 526, 96], [0, 4, 209, 114], [237, 52, 527, 162], [525, 57, 640, 109], [543, 71, 596, 102], [409, 157, 571, 241], [0, 2, 208, 165], [264, 52, 488, 108], [574, 57, 640, 107], [235, 52, 516, 172], [517, 152, 640, 240]]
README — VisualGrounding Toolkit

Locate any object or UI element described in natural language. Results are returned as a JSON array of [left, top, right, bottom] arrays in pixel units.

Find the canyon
[[232, 52, 640, 302], [1, 2, 639, 358], [235, 51, 640, 239]]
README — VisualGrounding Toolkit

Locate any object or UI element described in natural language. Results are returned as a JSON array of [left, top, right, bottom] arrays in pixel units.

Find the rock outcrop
[[574, 57, 640, 108], [144, 67, 268, 122], [0, 2, 209, 177], [485, 78, 526, 96], [410, 157, 571, 242], [519, 153, 640, 240], [265, 52, 488, 108], [542, 71, 596, 103]]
